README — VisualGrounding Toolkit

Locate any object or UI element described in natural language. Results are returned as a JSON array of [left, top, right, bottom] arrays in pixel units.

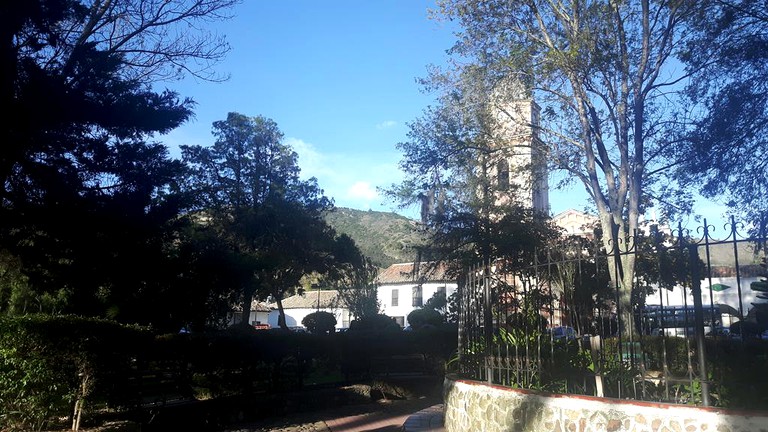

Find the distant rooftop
[[273, 290, 344, 309], [376, 261, 454, 285], [234, 300, 272, 312]]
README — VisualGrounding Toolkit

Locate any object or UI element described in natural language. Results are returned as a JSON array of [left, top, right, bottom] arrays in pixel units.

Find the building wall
[[377, 282, 457, 327], [444, 376, 768, 432], [267, 307, 351, 330], [230, 310, 270, 327], [552, 209, 599, 237]]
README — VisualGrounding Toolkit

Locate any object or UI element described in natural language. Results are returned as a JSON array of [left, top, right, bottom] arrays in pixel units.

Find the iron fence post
[[688, 244, 711, 406], [484, 260, 493, 384]]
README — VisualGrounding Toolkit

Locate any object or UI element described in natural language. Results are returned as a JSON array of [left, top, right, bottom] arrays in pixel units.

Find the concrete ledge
[[443, 375, 768, 432]]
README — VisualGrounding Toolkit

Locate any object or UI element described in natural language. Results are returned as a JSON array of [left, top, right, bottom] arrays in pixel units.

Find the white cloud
[[285, 136, 404, 213], [376, 120, 397, 130], [286, 137, 332, 180], [347, 181, 379, 201]]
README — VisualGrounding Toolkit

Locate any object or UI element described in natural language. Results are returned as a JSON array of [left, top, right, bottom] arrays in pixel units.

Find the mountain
[[324, 207, 425, 268]]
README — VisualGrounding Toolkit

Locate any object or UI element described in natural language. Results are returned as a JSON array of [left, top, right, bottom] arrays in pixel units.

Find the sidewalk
[[224, 397, 444, 432], [401, 404, 445, 432], [322, 400, 444, 432]]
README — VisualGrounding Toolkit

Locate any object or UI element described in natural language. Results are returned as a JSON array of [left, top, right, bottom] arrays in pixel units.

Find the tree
[[0, 0, 238, 198], [0, 1, 238, 327], [425, 0, 720, 335], [326, 235, 381, 321], [0, 0, 234, 329], [181, 113, 363, 329], [424, 290, 447, 313], [674, 0, 768, 230]]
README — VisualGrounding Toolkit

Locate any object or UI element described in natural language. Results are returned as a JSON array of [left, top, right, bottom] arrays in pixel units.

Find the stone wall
[[443, 376, 768, 432]]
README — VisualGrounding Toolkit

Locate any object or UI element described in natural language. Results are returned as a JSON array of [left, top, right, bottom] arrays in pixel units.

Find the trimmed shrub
[[348, 314, 401, 332], [407, 308, 443, 330], [302, 311, 337, 335]]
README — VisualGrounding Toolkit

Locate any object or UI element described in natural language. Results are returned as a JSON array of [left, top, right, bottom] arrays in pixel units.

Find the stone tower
[[488, 79, 549, 214]]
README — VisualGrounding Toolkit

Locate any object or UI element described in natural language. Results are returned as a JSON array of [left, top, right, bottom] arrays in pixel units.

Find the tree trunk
[[276, 296, 289, 330], [239, 286, 255, 327], [598, 212, 638, 338]]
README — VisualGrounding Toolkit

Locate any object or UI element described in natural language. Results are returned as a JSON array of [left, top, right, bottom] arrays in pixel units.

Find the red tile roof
[[272, 290, 345, 309], [375, 261, 454, 285]]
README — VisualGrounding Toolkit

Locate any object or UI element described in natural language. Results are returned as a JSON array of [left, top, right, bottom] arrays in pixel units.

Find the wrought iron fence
[[457, 217, 768, 408]]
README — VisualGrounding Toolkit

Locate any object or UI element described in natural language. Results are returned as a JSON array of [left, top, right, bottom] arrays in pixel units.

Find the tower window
[[497, 159, 510, 189]]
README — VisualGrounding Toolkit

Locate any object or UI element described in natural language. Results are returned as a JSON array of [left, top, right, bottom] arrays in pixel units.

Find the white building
[[230, 300, 272, 328], [551, 208, 599, 238], [267, 290, 352, 330], [376, 262, 458, 328]]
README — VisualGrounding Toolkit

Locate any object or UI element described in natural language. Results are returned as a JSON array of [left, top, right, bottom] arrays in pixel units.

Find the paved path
[[224, 398, 444, 432], [401, 404, 444, 432]]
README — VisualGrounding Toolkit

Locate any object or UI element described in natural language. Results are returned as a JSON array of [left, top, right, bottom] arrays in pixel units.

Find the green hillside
[[324, 207, 425, 268]]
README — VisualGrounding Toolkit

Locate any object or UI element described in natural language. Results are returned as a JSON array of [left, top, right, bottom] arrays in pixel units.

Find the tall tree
[[326, 234, 381, 321], [0, 0, 237, 326], [0, 0, 238, 198], [425, 0, 709, 334], [675, 0, 768, 231], [182, 113, 364, 329]]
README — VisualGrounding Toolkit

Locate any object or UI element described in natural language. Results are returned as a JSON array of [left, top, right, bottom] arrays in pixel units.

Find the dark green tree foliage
[[677, 0, 768, 228], [302, 311, 337, 335], [173, 221, 248, 331], [0, 315, 151, 431], [407, 308, 443, 330], [326, 235, 381, 321], [182, 113, 364, 329], [0, 1, 245, 329], [349, 314, 401, 332], [424, 289, 447, 312]]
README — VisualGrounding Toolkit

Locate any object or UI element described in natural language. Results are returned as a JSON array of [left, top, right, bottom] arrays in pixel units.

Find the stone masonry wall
[[444, 376, 768, 432]]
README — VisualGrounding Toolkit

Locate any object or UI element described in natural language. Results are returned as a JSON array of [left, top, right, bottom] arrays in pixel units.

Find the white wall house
[[230, 300, 273, 328], [376, 262, 458, 328], [267, 290, 352, 330]]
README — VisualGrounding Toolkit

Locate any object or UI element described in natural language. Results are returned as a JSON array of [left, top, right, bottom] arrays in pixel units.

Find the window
[[412, 286, 423, 307], [497, 159, 510, 189], [391, 288, 399, 307]]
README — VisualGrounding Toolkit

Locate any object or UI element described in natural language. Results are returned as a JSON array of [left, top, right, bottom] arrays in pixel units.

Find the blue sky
[[159, 0, 728, 228]]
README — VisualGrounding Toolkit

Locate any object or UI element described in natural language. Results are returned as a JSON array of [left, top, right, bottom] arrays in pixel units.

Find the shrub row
[[0, 315, 458, 431]]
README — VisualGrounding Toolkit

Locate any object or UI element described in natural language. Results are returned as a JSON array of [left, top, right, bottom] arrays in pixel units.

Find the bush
[[348, 314, 400, 332], [407, 308, 443, 330], [302, 311, 337, 335], [0, 315, 150, 431]]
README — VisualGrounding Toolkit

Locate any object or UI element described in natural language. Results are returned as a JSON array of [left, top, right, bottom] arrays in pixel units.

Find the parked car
[[549, 326, 577, 341]]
